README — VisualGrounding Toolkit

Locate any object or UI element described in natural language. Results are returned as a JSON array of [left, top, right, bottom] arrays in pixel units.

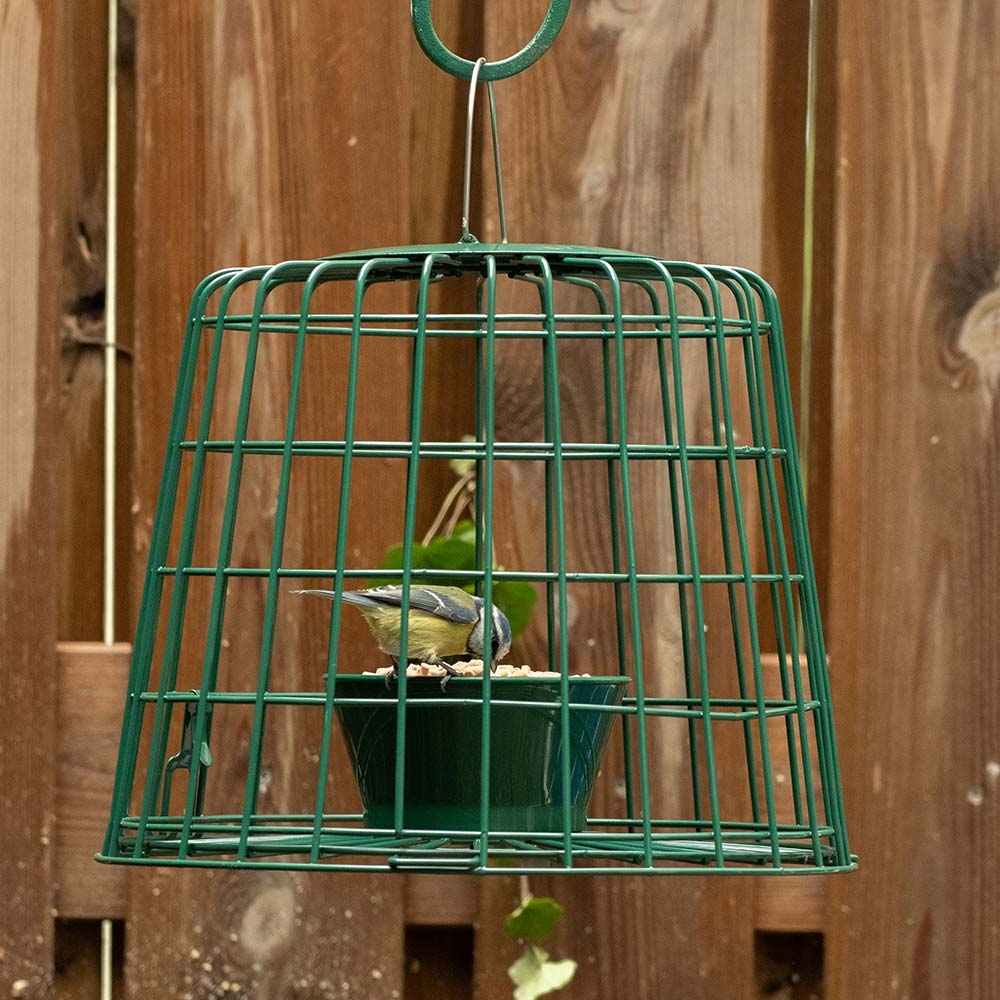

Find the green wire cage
[[100, 1, 853, 876]]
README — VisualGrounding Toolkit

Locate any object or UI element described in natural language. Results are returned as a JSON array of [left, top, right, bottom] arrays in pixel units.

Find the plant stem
[[421, 470, 475, 546], [443, 484, 474, 537]]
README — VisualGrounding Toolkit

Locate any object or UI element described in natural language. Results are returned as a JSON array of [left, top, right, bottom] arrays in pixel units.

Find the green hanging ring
[[410, 0, 571, 81]]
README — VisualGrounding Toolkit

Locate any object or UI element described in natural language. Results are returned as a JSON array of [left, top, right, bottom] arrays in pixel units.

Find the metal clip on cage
[[100, 1, 853, 875]]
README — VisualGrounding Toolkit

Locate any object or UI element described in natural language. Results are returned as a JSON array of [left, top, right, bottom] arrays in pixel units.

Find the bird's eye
[[491, 635, 500, 656]]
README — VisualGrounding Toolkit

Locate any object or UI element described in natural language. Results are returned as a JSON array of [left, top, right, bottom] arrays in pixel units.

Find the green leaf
[[377, 543, 439, 588], [508, 945, 577, 1000], [505, 897, 564, 942], [379, 542, 430, 571], [423, 536, 478, 571], [451, 519, 477, 547], [492, 580, 537, 641]]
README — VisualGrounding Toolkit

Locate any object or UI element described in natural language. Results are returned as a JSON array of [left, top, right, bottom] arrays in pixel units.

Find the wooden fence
[[2, 0, 997, 996]]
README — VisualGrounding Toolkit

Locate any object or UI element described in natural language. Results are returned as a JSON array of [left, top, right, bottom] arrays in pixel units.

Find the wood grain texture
[[824, 2, 1000, 998], [0, 0, 65, 993], [759, 0, 839, 634], [407, 0, 481, 531], [55, 643, 132, 919], [55, 0, 114, 643], [753, 878, 826, 934], [476, 1, 773, 997], [474, 878, 522, 1000], [405, 876, 477, 927], [127, 4, 423, 996], [777, 0, 839, 620]]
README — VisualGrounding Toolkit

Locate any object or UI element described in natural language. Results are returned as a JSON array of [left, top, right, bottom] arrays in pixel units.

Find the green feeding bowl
[[333, 674, 628, 833]]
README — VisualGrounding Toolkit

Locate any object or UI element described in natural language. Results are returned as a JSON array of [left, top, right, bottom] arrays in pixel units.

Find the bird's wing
[[293, 588, 380, 607], [353, 585, 479, 624]]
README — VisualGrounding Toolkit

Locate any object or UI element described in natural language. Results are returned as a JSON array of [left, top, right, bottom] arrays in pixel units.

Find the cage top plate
[[327, 242, 648, 261], [316, 243, 762, 289], [324, 242, 675, 280]]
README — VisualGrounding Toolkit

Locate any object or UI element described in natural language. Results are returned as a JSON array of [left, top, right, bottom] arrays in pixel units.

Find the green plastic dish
[[333, 675, 628, 833]]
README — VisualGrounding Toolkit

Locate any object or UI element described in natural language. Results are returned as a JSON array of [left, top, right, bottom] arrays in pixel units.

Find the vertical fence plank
[[55, 0, 116, 645], [126, 4, 426, 995], [825, 2, 1000, 997], [0, 1, 65, 994], [476, 1, 774, 996]]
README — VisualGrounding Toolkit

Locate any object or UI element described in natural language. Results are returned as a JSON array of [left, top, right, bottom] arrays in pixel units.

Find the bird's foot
[[429, 658, 460, 691], [385, 657, 399, 689]]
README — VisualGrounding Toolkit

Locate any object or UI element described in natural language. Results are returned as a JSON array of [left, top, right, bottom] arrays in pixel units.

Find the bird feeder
[[100, 0, 853, 875]]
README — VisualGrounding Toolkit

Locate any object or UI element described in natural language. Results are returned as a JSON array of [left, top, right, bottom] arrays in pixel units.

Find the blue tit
[[295, 584, 512, 684]]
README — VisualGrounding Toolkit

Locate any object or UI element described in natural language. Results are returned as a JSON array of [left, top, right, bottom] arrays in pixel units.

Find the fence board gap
[[755, 930, 824, 999], [405, 926, 474, 1000]]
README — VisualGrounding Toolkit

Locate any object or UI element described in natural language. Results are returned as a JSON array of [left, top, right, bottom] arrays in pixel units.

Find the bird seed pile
[[363, 659, 566, 679]]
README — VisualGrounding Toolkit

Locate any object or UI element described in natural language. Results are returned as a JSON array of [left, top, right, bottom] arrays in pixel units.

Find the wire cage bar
[[99, 243, 853, 875]]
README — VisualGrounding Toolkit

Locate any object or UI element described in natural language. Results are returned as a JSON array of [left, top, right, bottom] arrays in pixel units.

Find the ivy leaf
[[508, 944, 577, 1000], [379, 542, 430, 571], [379, 540, 474, 589], [505, 896, 564, 942], [451, 519, 477, 547], [423, 536, 478, 572]]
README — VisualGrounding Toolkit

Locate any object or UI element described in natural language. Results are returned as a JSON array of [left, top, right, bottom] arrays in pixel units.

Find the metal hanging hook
[[461, 57, 509, 244], [411, 0, 571, 81]]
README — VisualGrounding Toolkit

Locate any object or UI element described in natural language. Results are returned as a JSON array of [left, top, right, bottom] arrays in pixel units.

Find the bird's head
[[468, 597, 512, 664]]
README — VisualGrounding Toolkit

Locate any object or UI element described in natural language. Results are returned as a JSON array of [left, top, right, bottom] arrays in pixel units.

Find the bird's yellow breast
[[359, 605, 473, 660]]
